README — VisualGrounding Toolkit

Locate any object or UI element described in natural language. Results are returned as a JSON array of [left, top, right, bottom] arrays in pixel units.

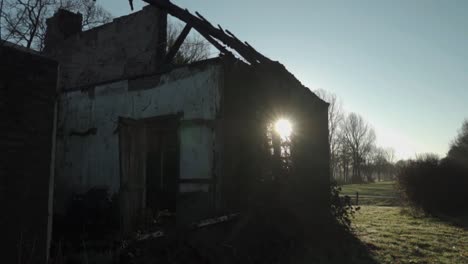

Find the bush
[[330, 180, 359, 230], [396, 155, 468, 216]]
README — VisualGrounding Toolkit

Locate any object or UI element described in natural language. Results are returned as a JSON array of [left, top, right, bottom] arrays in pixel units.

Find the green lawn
[[354, 206, 468, 263], [341, 181, 398, 197], [341, 181, 401, 206], [339, 181, 468, 263]]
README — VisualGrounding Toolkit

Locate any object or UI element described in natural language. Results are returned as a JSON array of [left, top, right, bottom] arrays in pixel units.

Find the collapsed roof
[[142, 0, 327, 106], [143, 0, 272, 65]]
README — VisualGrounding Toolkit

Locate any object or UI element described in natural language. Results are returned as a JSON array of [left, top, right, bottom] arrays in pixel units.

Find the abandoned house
[[1, 0, 330, 262]]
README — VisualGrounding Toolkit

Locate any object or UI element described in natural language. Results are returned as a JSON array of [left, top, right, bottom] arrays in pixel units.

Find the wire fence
[[340, 192, 401, 206]]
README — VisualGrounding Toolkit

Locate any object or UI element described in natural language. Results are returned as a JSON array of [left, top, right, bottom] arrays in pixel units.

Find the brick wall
[[45, 5, 166, 91]]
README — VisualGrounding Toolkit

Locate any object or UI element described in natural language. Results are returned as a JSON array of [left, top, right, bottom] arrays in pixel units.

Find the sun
[[274, 118, 292, 140]]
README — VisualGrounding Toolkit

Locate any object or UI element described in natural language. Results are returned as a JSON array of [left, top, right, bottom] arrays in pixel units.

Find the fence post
[[356, 192, 359, 205]]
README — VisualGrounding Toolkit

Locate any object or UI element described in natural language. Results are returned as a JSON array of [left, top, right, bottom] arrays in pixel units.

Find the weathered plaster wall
[[45, 5, 166, 91], [55, 63, 222, 213]]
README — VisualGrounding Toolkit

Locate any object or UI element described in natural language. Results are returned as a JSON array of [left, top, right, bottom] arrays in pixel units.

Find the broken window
[[265, 118, 293, 178]]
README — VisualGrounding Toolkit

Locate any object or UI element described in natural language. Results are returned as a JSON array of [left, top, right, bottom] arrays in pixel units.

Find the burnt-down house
[[46, 0, 330, 235]]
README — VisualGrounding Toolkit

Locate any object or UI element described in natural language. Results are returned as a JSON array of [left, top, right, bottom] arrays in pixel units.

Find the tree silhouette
[[447, 120, 468, 167], [340, 113, 376, 183], [315, 89, 344, 179]]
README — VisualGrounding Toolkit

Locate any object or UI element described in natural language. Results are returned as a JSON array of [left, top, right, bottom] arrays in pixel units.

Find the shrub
[[330, 180, 359, 230], [396, 155, 468, 216]]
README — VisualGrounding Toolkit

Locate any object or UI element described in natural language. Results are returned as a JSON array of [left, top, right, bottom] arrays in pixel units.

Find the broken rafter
[[164, 24, 192, 64], [143, 0, 272, 65]]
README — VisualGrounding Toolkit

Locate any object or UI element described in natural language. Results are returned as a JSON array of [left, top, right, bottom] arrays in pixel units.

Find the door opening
[[119, 115, 179, 233]]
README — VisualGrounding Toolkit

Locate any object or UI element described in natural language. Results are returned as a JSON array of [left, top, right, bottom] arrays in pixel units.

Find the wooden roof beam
[[164, 24, 192, 64], [143, 0, 272, 65]]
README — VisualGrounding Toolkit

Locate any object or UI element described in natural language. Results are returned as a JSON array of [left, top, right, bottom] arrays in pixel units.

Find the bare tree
[[447, 119, 468, 166], [361, 146, 378, 182], [166, 20, 211, 64], [1, 0, 53, 48], [385, 147, 395, 164], [0, 0, 111, 50], [59, 0, 111, 30], [0, 0, 4, 39], [336, 136, 352, 183], [315, 89, 344, 180], [371, 147, 390, 182], [340, 113, 376, 183]]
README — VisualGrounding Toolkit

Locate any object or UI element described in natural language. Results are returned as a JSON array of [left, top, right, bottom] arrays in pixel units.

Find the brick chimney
[[44, 9, 82, 54]]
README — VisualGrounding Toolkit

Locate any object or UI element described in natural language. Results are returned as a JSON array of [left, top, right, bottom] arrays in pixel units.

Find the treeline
[[316, 90, 396, 184], [396, 121, 468, 216]]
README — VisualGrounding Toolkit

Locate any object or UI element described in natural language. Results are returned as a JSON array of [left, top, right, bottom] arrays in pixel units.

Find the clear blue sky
[[100, 0, 468, 160]]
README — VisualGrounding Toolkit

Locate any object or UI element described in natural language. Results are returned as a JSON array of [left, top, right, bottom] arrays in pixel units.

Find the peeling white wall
[[55, 64, 222, 211]]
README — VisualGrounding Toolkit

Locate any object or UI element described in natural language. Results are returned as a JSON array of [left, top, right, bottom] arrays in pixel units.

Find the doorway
[[119, 115, 179, 233]]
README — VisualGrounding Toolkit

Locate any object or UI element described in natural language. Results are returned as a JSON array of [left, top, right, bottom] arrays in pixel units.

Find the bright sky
[[100, 0, 468, 160]]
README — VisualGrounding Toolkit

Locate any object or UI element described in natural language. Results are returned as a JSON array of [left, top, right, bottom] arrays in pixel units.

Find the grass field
[[341, 181, 401, 206], [354, 206, 468, 263], [340, 181, 397, 197], [340, 181, 468, 263]]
